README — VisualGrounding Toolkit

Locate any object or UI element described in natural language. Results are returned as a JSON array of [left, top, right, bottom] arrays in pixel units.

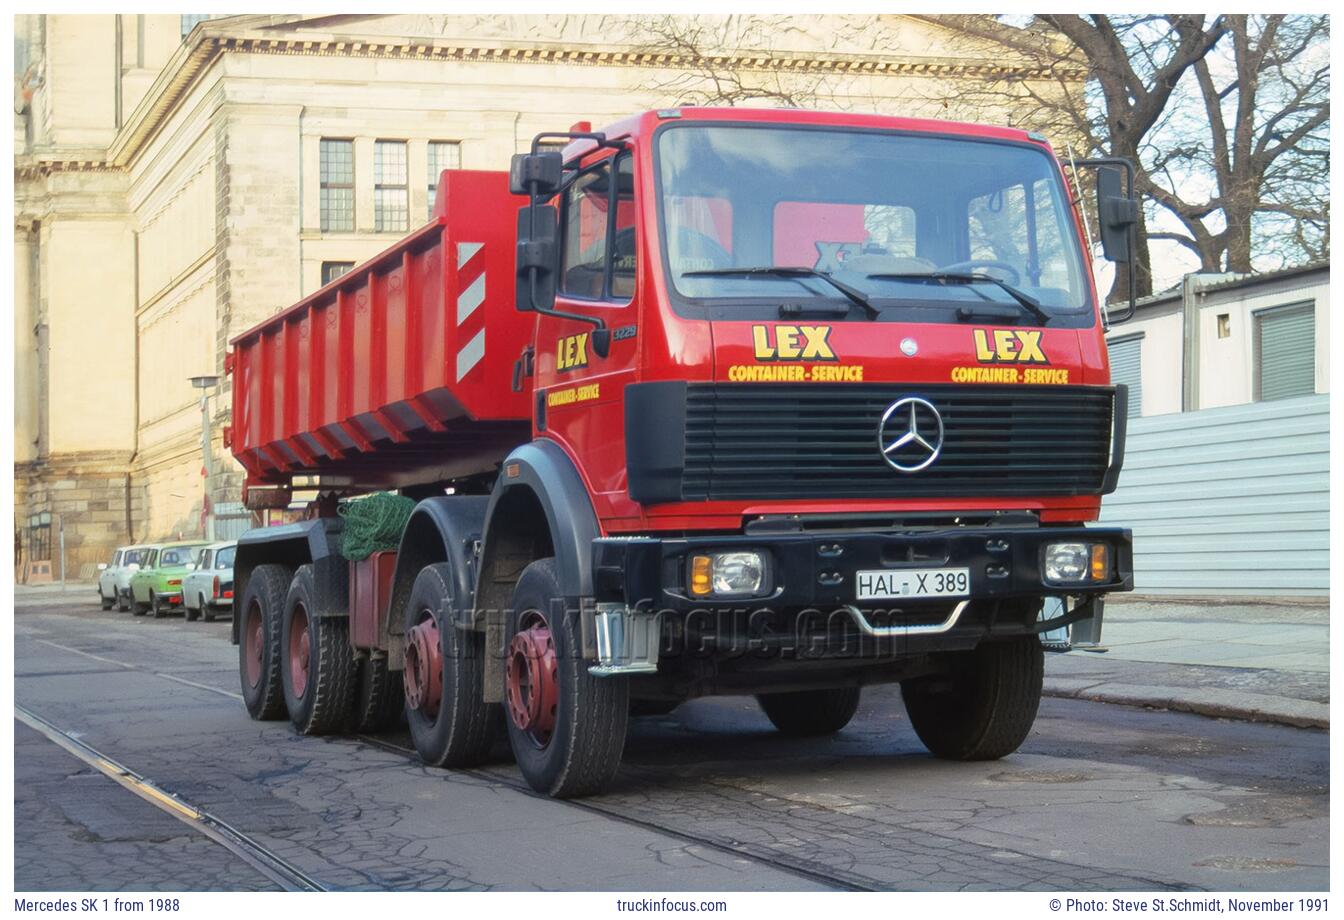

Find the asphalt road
[[13, 599, 1328, 892]]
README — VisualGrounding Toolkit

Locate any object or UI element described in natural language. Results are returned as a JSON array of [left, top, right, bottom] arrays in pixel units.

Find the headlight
[[688, 551, 767, 598], [1043, 542, 1110, 585]]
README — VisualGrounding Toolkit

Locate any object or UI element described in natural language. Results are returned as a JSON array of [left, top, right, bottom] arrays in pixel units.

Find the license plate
[[855, 567, 970, 601]]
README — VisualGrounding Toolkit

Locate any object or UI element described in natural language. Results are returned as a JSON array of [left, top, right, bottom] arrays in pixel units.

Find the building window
[[427, 141, 461, 218], [1254, 302, 1315, 402], [1107, 333, 1143, 419], [319, 139, 355, 232], [321, 262, 355, 286], [375, 140, 409, 233], [181, 15, 211, 39]]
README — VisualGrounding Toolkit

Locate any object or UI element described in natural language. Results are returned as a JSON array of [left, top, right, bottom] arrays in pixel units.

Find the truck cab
[[229, 107, 1136, 798]]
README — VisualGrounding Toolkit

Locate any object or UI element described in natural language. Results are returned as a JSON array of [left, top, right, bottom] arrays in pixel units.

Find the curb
[[1043, 680, 1328, 730]]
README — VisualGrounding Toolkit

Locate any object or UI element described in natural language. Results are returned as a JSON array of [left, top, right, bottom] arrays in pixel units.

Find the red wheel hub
[[288, 603, 311, 699], [506, 616, 559, 745], [404, 616, 442, 718], [245, 604, 264, 688]]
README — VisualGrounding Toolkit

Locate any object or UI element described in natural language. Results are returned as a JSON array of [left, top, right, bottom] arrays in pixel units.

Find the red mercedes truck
[[228, 107, 1137, 797]]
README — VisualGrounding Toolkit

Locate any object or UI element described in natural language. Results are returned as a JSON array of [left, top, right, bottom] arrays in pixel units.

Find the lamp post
[[189, 375, 221, 541]]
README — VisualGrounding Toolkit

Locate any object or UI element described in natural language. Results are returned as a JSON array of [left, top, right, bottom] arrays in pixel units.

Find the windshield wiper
[[865, 272, 1051, 325], [681, 266, 882, 319]]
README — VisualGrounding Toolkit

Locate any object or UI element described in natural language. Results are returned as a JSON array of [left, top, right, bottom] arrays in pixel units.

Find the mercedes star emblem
[[878, 397, 944, 473]]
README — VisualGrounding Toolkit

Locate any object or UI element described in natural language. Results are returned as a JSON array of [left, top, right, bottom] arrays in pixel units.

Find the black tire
[[505, 558, 628, 798], [238, 563, 292, 721], [346, 655, 406, 734], [131, 590, 149, 616], [203, 599, 216, 623], [100, 591, 113, 611], [901, 636, 1044, 761], [185, 596, 200, 622], [281, 565, 357, 735], [151, 593, 168, 619], [757, 687, 861, 736], [404, 563, 498, 766], [117, 589, 130, 613]]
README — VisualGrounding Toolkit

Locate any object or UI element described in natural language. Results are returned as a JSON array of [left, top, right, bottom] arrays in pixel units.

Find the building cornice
[[98, 23, 1085, 170]]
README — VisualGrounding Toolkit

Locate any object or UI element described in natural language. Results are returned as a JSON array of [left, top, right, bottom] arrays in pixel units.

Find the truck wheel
[[403, 563, 497, 766], [505, 557, 628, 798], [281, 565, 356, 735], [238, 563, 292, 721], [347, 655, 405, 734], [901, 636, 1043, 761], [756, 687, 861, 736]]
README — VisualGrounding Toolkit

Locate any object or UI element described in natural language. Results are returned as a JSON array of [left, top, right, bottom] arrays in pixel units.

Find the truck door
[[534, 153, 639, 501]]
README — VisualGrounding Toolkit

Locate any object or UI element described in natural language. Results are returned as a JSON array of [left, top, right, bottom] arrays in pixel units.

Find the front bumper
[[588, 524, 1129, 672], [594, 524, 1132, 612]]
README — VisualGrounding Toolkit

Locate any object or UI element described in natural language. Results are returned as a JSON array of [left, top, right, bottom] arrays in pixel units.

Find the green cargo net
[[339, 492, 417, 562]]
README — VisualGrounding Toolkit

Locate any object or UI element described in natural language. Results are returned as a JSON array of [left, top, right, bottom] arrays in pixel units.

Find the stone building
[[13, 13, 1079, 578]]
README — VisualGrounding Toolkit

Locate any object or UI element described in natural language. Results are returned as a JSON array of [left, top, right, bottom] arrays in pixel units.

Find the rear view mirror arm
[[1073, 156, 1139, 324]]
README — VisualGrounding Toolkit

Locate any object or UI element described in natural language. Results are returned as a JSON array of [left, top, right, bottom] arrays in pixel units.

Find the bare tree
[[623, 15, 844, 108], [937, 15, 1329, 297]]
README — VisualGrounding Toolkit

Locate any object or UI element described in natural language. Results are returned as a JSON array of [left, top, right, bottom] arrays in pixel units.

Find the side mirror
[[509, 151, 563, 197], [97, 563, 108, 571], [516, 204, 559, 312], [1095, 165, 1137, 264]]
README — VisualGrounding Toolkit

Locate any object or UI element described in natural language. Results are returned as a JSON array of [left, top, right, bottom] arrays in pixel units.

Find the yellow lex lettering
[[556, 332, 590, 371], [973, 328, 1049, 365], [752, 325, 836, 361]]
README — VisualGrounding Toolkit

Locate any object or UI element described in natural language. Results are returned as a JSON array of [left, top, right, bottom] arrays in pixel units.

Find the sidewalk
[[1046, 597, 1329, 729], [12, 581, 100, 607]]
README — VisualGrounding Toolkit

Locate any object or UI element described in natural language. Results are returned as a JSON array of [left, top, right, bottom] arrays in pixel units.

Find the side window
[[968, 179, 1080, 308], [111, 550, 122, 566], [217, 547, 235, 569], [611, 157, 637, 299], [198, 549, 211, 569], [968, 184, 1027, 269], [560, 155, 637, 302]]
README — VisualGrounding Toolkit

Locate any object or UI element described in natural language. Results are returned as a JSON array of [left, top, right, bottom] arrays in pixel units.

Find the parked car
[[98, 545, 152, 612], [97, 546, 138, 610], [182, 541, 236, 622], [128, 541, 209, 618]]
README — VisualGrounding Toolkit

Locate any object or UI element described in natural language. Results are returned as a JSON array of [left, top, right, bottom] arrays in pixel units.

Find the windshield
[[160, 548, 196, 566], [656, 124, 1091, 322]]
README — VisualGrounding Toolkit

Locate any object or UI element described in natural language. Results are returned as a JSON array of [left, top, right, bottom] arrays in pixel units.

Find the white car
[[182, 541, 236, 622], [97, 545, 151, 611]]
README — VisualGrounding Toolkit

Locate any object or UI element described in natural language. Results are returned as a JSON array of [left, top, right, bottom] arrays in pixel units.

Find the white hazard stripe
[[455, 242, 485, 379], [456, 328, 486, 381]]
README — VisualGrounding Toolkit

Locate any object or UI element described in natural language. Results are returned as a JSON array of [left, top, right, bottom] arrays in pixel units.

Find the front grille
[[680, 383, 1115, 500]]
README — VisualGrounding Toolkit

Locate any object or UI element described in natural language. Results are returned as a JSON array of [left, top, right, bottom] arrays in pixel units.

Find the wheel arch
[[384, 495, 490, 669], [474, 440, 600, 703], [231, 519, 344, 644]]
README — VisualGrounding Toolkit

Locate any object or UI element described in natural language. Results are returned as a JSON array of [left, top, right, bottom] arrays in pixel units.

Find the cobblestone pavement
[[13, 601, 1328, 892], [14, 721, 281, 891]]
